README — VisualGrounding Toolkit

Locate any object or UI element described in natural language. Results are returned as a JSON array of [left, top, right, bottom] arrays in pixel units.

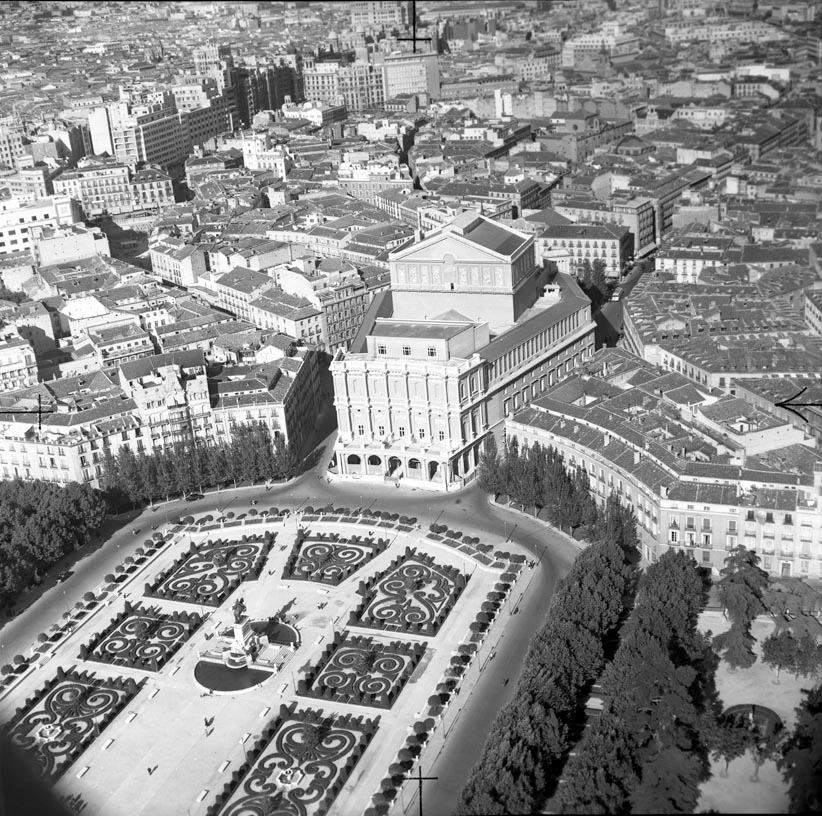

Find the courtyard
[[0, 501, 537, 816]]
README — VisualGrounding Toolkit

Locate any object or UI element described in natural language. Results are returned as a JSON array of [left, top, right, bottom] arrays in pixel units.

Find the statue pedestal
[[232, 617, 252, 651]]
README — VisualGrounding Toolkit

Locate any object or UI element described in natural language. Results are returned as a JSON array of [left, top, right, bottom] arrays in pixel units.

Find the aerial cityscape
[[0, 0, 820, 813]]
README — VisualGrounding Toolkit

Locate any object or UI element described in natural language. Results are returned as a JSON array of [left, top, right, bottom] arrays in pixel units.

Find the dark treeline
[[101, 422, 298, 510], [456, 494, 641, 814], [557, 550, 716, 814], [477, 436, 599, 537], [0, 480, 107, 609], [779, 682, 822, 813]]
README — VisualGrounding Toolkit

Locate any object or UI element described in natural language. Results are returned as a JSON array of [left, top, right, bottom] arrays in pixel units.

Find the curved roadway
[[0, 457, 579, 816]]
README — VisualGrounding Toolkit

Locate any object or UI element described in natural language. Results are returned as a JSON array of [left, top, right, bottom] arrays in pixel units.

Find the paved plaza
[[0, 502, 538, 816]]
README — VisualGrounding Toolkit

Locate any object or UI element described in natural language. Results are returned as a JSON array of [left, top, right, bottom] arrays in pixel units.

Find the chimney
[[661, 484, 669, 498], [633, 450, 641, 465], [603, 431, 610, 447]]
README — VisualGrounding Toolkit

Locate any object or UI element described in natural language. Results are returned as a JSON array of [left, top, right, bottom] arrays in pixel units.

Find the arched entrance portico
[[388, 456, 402, 477], [407, 458, 422, 479]]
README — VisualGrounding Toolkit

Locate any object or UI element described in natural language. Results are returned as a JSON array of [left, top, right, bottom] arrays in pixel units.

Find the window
[[438, 430, 445, 441], [377, 425, 385, 436], [784, 514, 793, 525], [670, 530, 679, 543], [686, 516, 695, 530], [377, 344, 387, 355], [728, 520, 737, 533], [702, 550, 711, 563], [765, 512, 774, 524], [427, 347, 437, 357], [418, 428, 425, 438], [703, 534, 711, 547], [702, 518, 711, 531], [402, 346, 411, 356], [357, 424, 365, 435], [727, 535, 737, 548], [746, 510, 755, 521], [398, 426, 406, 438]]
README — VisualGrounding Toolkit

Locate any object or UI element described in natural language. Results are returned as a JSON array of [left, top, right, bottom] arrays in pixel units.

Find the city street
[[0, 435, 580, 814]]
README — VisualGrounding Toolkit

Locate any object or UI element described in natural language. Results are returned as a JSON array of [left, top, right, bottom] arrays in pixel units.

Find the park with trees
[[0, 479, 107, 611]]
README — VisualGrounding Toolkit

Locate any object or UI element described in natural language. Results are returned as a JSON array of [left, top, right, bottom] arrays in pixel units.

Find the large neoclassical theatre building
[[328, 211, 596, 490]]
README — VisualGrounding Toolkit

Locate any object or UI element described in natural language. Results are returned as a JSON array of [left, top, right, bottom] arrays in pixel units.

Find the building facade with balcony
[[506, 347, 822, 577], [0, 347, 320, 487]]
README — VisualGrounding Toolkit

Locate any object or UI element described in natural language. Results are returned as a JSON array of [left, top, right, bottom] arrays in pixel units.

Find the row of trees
[[557, 550, 715, 814], [457, 495, 640, 814], [779, 683, 822, 812], [477, 437, 599, 536], [100, 422, 299, 510], [0, 480, 107, 609]]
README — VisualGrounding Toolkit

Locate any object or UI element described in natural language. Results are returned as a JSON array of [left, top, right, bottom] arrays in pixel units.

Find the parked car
[[56, 570, 73, 584], [185, 493, 204, 502]]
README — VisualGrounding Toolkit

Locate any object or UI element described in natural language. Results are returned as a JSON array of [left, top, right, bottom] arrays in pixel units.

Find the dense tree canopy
[[0, 480, 107, 608], [779, 684, 822, 812], [101, 422, 298, 509], [557, 551, 714, 814], [477, 438, 599, 536], [457, 493, 640, 814]]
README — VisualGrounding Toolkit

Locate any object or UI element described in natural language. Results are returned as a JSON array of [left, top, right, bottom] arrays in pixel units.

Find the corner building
[[330, 213, 596, 490]]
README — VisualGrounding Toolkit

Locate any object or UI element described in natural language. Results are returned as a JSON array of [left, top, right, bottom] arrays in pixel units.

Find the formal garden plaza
[[0, 500, 534, 816]]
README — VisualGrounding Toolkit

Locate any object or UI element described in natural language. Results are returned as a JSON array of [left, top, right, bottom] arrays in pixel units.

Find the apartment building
[[529, 222, 632, 278], [0, 196, 81, 258], [551, 195, 657, 258], [508, 348, 822, 579], [302, 61, 385, 112], [0, 348, 320, 487], [0, 331, 37, 392], [149, 239, 207, 287], [276, 260, 370, 352], [210, 266, 277, 322], [53, 159, 173, 217], [248, 291, 324, 345]]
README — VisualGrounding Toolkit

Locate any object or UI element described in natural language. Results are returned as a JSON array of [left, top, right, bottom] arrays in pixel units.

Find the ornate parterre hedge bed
[[207, 704, 379, 816], [79, 602, 203, 672], [5, 667, 144, 780], [282, 529, 388, 586], [144, 533, 275, 607], [297, 632, 425, 709], [348, 547, 468, 637]]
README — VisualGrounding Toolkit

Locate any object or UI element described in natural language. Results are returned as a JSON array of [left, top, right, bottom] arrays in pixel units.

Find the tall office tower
[[350, 1, 412, 31], [88, 92, 189, 174], [0, 119, 24, 169], [329, 212, 596, 491], [193, 43, 234, 76], [379, 51, 440, 99]]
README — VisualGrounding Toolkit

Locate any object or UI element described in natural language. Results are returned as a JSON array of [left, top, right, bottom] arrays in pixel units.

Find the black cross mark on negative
[[411, 765, 438, 816], [0, 393, 57, 429], [396, 0, 432, 53]]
